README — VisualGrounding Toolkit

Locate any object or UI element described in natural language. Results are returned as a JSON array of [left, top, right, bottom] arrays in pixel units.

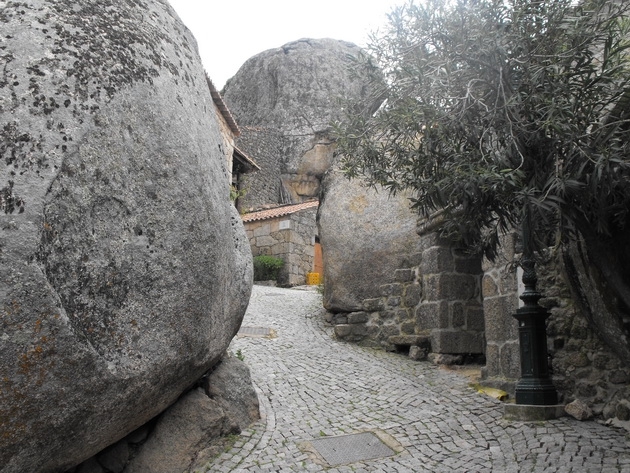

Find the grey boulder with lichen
[[0, 1, 252, 472], [222, 38, 381, 207]]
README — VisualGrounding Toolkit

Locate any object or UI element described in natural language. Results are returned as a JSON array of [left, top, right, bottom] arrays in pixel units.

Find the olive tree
[[335, 0, 630, 360]]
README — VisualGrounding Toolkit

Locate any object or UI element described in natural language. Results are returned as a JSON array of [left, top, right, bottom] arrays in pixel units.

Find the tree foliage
[[335, 0, 630, 261]]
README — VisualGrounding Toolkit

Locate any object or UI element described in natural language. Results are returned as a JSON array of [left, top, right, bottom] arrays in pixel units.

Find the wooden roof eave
[[233, 145, 260, 173]]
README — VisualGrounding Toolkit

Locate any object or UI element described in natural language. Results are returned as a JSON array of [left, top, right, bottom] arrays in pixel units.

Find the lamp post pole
[[512, 208, 558, 405]]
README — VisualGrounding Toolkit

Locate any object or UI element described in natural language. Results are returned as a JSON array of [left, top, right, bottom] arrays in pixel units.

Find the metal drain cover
[[237, 326, 274, 338], [310, 432, 395, 466]]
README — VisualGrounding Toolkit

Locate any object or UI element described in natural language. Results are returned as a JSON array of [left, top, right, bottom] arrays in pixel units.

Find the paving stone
[[196, 285, 630, 472]]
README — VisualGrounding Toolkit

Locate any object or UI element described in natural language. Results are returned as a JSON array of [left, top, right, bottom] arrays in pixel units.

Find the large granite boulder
[[318, 169, 422, 312], [222, 38, 380, 208], [0, 2, 252, 472]]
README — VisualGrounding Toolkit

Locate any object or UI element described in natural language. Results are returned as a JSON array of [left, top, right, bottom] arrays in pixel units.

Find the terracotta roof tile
[[241, 200, 319, 223]]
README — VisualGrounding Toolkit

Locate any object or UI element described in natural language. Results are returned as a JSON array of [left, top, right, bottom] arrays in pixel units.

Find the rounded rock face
[[224, 38, 368, 132], [222, 38, 379, 207], [318, 170, 422, 312], [0, 2, 252, 472]]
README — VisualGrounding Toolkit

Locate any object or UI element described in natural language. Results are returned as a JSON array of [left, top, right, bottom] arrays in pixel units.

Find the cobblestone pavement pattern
[[200, 285, 630, 473]]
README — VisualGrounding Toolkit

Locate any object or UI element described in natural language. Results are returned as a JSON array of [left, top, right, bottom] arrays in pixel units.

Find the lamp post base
[[515, 378, 558, 405], [504, 403, 565, 421]]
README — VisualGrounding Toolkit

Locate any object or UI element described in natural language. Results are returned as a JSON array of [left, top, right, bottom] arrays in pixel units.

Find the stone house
[[206, 75, 259, 203], [242, 200, 321, 286]]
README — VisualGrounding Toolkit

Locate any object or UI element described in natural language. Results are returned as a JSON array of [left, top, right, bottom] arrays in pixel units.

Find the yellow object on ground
[[471, 384, 509, 401], [306, 272, 321, 285]]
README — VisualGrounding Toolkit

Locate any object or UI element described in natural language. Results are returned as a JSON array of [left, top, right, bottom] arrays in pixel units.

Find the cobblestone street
[[204, 285, 630, 473]]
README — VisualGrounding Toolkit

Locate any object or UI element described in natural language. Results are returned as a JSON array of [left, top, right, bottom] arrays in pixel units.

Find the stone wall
[[329, 266, 422, 346], [244, 208, 317, 286], [481, 233, 629, 419], [415, 233, 485, 354], [539, 250, 629, 419], [480, 233, 521, 390], [330, 230, 485, 356], [212, 89, 236, 185], [236, 127, 287, 209]]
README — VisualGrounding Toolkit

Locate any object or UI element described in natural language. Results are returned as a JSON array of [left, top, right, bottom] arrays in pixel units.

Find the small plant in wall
[[229, 184, 247, 203], [253, 255, 284, 282]]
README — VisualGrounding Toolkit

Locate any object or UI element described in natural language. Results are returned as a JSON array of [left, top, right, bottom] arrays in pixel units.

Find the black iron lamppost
[[512, 208, 558, 405]]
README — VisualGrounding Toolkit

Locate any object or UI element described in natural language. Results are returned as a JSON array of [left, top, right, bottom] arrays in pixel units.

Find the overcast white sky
[[167, 0, 402, 89]]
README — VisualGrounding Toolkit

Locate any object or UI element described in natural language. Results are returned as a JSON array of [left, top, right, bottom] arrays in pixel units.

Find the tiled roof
[[241, 200, 319, 223]]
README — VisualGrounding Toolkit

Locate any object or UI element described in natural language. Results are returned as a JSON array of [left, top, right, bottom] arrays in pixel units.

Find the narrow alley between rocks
[[199, 285, 630, 473]]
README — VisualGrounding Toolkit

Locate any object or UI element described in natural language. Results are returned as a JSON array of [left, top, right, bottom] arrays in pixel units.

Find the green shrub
[[253, 255, 284, 281]]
